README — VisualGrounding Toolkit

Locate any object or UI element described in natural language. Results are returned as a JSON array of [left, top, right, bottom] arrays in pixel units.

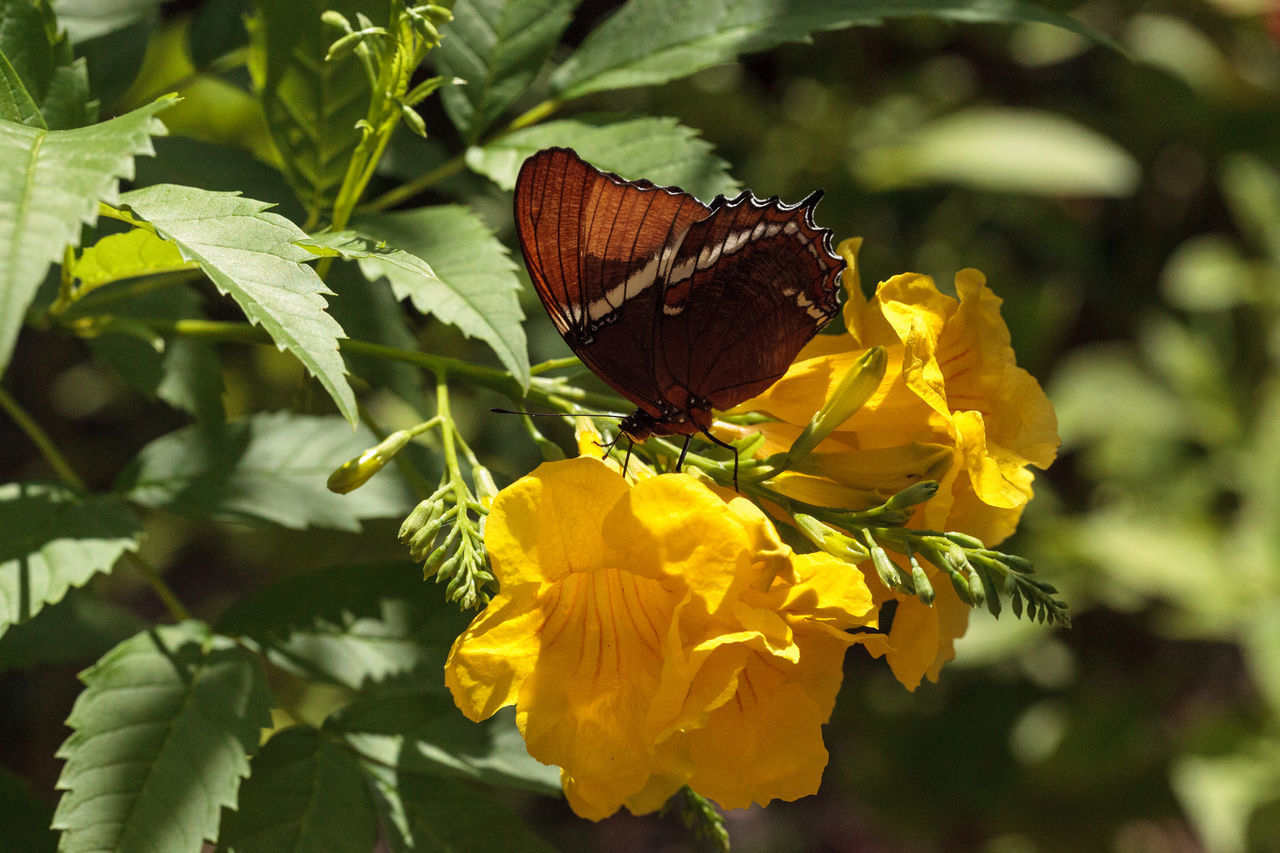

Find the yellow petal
[[684, 622, 853, 808], [444, 593, 544, 721], [485, 457, 630, 588], [606, 474, 753, 615], [518, 567, 674, 818]]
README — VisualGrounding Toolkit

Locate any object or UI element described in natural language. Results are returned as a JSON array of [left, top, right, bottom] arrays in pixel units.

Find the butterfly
[[513, 146, 845, 479]]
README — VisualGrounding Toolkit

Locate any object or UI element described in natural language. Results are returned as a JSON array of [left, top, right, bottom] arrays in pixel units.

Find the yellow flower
[[444, 457, 876, 819], [738, 239, 1059, 690]]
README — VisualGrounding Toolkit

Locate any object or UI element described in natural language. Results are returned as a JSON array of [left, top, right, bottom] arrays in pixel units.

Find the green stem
[[530, 355, 582, 375], [123, 552, 191, 622], [0, 385, 85, 490], [503, 97, 562, 134], [359, 155, 466, 213]]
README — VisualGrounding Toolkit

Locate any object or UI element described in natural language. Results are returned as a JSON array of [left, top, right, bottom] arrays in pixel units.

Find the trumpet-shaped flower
[[445, 457, 876, 819], [738, 239, 1060, 690]]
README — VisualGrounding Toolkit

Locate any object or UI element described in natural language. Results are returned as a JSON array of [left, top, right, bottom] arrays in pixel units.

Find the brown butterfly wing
[[651, 191, 844, 413], [514, 147, 711, 417]]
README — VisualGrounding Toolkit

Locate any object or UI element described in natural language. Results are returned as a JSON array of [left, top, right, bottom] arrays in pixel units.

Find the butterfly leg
[[621, 437, 636, 476], [698, 428, 740, 491], [675, 434, 694, 472]]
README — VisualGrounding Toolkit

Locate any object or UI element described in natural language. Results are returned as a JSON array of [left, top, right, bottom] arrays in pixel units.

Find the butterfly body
[[514, 147, 845, 450]]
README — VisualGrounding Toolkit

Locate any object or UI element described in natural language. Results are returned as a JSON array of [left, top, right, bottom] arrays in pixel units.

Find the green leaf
[[216, 561, 466, 689], [352, 747, 558, 853], [0, 96, 170, 378], [118, 184, 358, 424], [0, 0, 95, 129], [134, 136, 306, 225], [217, 727, 378, 853], [0, 588, 146, 673], [117, 412, 414, 531], [245, 0, 377, 217], [331, 692, 562, 794], [216, 561, 449, 639], [298, 229, 440, 282], [0, 482, 141, 635], [466, 114, 739, 199], [396, 773, 558, 852], [435, 0, 577, 143], [353, 206, 530, 389], [549, 0, 1116, 100], [854, 108, 1140, 197], [0, 766, 56, 853], [52, 621, 273, 853], [71, 227, 195, 288], [48, 0, 161, 42]]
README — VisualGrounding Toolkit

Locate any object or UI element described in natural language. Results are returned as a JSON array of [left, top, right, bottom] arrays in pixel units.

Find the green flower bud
[[909, 554, 934, 606], [943, 531, 986, 550], [793, 514, 869, 563], [786, 347, 886, 463], [869, 545, 902, 591], [884, 480, 939, 513], [327, 429, 412, 494]]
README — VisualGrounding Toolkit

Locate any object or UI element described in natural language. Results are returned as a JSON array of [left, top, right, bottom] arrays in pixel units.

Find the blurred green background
[[4, 1, 1280, 850]]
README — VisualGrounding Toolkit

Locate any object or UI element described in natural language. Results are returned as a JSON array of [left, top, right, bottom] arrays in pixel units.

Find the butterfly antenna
[[699, 429, 740, 491], [491, 407, 629, 420]]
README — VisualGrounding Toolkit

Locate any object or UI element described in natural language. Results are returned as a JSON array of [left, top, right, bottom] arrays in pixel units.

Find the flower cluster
[[445, 457, 876, 819], [735, 239, 1059, 689], [443, 239, 1059, 819]]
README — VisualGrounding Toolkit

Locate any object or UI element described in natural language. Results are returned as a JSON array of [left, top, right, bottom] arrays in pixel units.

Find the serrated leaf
[[52, 621, 273, 853], [467, 114, 738, 199], [332, 693, 561, 794], [0, 0, 96, 129], [134, 136, 305, 225], [217, 727, 377, 853], [117, 412, 413, 531], [245, 0, 378, 218], [855, 107, 1140, 197], [117, 184, 358, 424], [0, 96, 170, 378], [549, 0, 1116, 100], [71, 227, 195, 288], [0, 483, 141, 635], [353, 206, 530, 388], [434, 0, 577, 143], [298, 229, 440, 282]]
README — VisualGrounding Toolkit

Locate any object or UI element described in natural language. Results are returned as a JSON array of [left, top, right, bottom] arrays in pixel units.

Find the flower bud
[[909, 554, 934, 606], [328, 429, 412, 494], [473, 467, 499, 507], [884, 480, 939, 513], [398, 499, 434, 542], [869, 545, 903, 591], [786, 346, 886, 463], [943, 531, 986, 550], [793, 514, 869, 563]]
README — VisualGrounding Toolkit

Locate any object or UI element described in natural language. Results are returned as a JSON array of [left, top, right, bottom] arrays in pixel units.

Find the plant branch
[[0, 385, 85, 490]]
